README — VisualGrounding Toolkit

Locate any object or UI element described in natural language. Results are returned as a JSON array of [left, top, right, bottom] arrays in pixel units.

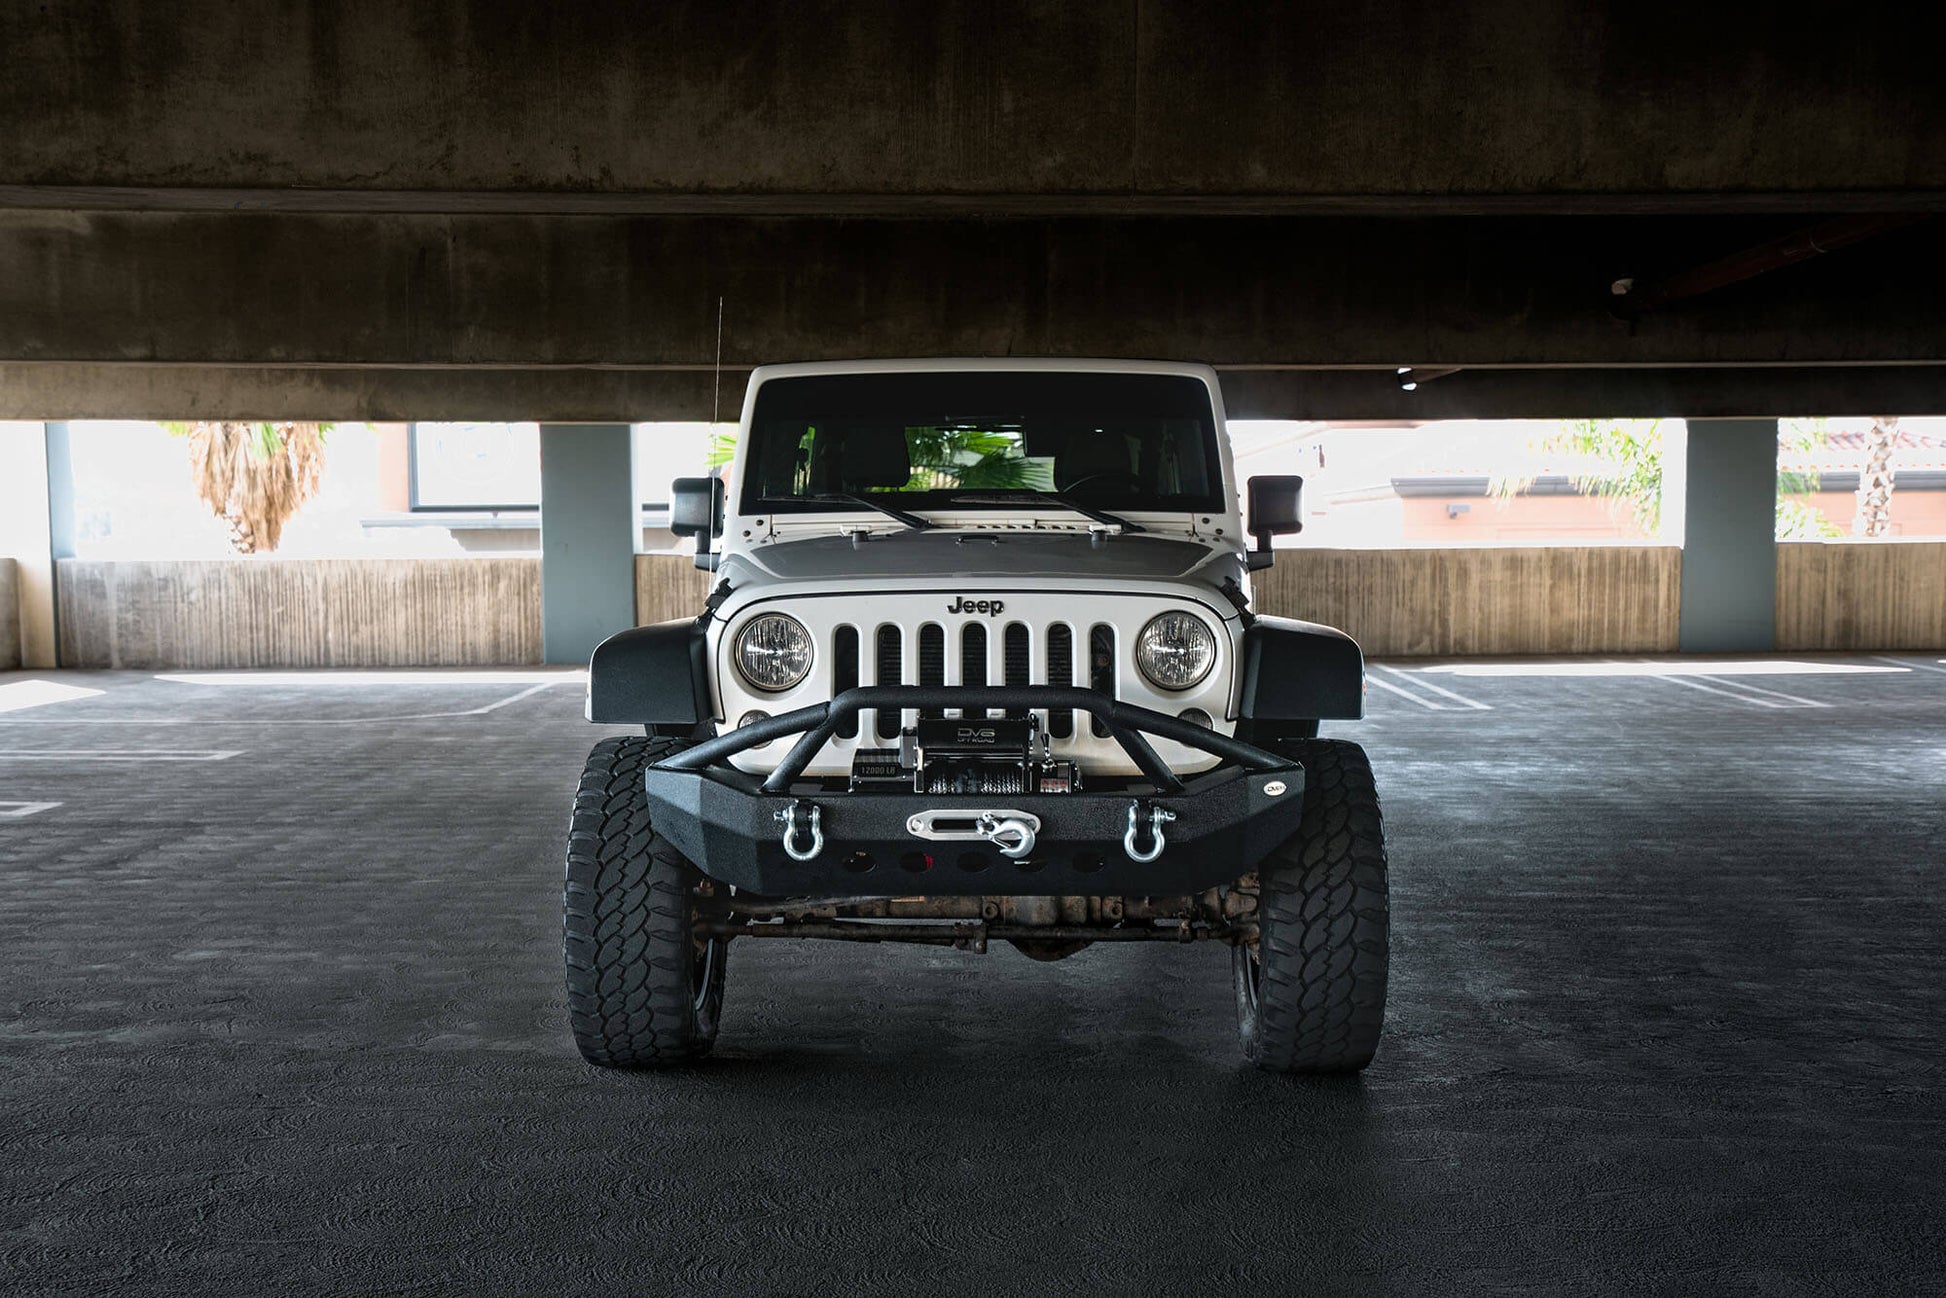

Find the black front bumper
[[641, 685, 1307, 897]]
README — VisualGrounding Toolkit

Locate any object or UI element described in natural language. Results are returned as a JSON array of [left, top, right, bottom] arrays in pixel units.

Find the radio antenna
[[711, 295, 725, 428]]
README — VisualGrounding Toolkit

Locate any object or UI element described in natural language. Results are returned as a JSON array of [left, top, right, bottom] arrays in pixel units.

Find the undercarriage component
[[697, 885, 1261, 956]]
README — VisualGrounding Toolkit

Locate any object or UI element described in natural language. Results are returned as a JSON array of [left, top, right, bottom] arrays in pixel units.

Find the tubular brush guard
[[641, 685, 1306, 897]]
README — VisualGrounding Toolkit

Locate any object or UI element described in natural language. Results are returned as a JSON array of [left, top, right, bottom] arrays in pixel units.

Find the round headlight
[[734, 614, 813, 692], [1135, 612, 1216, 690]]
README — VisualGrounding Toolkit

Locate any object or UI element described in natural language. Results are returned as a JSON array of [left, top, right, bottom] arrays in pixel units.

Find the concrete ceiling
[[2, 1, 1942, 419]]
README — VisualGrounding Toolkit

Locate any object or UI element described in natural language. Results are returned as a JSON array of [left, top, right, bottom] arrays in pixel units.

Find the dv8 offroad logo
[[946, 596, 1004, 616]]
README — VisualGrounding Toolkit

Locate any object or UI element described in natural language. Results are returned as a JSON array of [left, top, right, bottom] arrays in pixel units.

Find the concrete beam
[[1678, 420, 1779, 653], [2, 213, 1942, 373], [538, 424, 636, 666], [2, 2, 1941, 207], [6, 362, 1946, 426], [7, 188, 1946, 220]]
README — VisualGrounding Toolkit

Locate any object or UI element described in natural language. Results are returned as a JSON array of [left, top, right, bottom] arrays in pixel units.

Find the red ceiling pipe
[[1611, 212, 1935, 315]]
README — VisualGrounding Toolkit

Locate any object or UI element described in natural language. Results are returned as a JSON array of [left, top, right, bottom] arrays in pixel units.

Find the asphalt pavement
[[1, 655, 1942, 1295]]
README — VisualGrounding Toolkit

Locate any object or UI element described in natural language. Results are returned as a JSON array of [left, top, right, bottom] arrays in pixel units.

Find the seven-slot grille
[[716, 592, 1233, 778], [830, 618, 1116, 747]]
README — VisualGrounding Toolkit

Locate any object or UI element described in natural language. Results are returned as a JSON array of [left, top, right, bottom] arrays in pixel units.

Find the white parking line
[[1365, 675, 1454, 711], [0, 749, 244, 762], [1695, 676, 1831, 708], [0, 681, 574, 726], [0, 801, 61, 818], [1872, 655, 1946, 676], [1372, 665, 1491, 710], [158, 670, 585, 687], [1645, 674, 1816, 709], [466, 682, 561, 714]]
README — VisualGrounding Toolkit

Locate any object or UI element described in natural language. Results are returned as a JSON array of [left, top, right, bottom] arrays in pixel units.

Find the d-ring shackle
[[775, 802, 823, 862], [1124, 802, 1177, 864]]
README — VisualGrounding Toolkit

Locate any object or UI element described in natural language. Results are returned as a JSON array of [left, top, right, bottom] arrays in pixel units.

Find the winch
[[848, 715, 1082, 795]]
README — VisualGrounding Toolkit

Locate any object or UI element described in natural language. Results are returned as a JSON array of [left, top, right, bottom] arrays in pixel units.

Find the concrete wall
[[41, 544, 1939, 670], [0, 558, 19, 670], [1256, 547, 1683, 657], [635, 554, 716, 627], [57, 558, 540, 669], [1776, 541, 1946, 652], [0, 421, 58, 667], [636, 547, 1685, 656]]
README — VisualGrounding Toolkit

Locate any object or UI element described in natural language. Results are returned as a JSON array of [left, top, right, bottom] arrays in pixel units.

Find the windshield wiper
[[942, 489, 1145, 534], [800, 492, 935, 531]]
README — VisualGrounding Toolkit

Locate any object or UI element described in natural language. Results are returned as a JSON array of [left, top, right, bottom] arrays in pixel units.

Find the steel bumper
[[640, 685, 1308, 897]]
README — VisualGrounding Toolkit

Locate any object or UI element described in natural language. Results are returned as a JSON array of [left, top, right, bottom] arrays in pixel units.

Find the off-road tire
[[564, 735, 725, 1068], [1235, 738, 1389, 1073]]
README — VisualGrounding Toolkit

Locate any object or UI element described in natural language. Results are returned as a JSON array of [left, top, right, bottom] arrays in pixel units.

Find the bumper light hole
[[897, 851, 930, 873], [956, 851, 989, 873], [844, 852, 877, 874], [1073, 850, 1106, 873]]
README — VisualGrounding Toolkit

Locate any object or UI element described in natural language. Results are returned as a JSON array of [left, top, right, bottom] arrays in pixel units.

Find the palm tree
[[1852, 416, 1898, 538], [165, 422, 331, 554]]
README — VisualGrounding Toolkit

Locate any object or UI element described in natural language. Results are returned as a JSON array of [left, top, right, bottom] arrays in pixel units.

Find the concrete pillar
[[1678, 419, 1777, 652], [539, 423, 637, 665], [44, 422, 76, 563], [0, 422, 65, 668]]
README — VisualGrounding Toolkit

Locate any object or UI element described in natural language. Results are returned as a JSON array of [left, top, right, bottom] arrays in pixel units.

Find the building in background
[[63, 417, 1946, 561]]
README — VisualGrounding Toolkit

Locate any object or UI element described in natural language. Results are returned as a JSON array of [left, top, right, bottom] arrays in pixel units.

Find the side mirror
[[1245, 474, 1303, 570], [670, 476, 724, 571]]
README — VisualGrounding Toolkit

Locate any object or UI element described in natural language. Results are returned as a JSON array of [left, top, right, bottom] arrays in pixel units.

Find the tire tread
[[1242, 738, 1389, 1074], [563, 735, 719, 1068]]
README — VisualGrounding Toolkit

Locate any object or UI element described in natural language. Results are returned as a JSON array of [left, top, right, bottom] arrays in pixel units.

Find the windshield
[[741, 372, 1223, 517]]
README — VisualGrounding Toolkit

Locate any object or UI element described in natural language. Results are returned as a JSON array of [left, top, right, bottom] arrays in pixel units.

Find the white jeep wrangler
[[567, 359, 1387, 1073]]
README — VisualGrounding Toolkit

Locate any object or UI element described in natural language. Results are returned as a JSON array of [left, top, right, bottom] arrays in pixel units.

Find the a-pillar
[[539, 424, 637, 666], [1677, 418, 1778, 652]]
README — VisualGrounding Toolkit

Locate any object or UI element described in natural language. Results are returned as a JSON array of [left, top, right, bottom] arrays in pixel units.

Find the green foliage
[[1491, 417, 1849, 540], [897, 425, 1047, 491], [727, 422, 1055, 495], [1776, 497, 1841, 539], [163, 420, 333, 460], [1490, 419, 1665, 534], [1777, 418, 1842, 539]]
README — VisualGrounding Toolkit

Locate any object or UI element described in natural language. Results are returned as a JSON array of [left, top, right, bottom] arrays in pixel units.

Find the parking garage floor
[[2, 656, 1942, 1295]]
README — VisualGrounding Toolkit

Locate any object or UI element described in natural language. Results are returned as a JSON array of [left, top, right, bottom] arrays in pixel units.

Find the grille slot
[[918, 624, 945, 718], [1046, 623, 1074, 738], [1003, 623, 1031, 718], [833, 625, 859, 739], [875, 626, 903, 739], [960, 623, 987, 716], [1089, 623, 1115, 737]]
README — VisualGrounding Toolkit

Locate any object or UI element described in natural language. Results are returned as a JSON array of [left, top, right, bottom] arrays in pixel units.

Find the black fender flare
[[586, 620, 712, 726], [1238, 616, 1365, 721]]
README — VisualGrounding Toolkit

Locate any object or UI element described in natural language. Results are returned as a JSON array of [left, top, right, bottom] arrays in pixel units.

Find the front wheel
[[1235, 739, 1389, 1073], [563, 736, 726, 1068]]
